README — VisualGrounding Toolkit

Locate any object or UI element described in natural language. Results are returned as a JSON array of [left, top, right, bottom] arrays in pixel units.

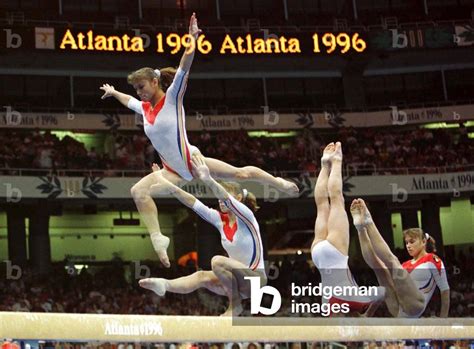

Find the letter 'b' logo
[[244, 276, 282, 315]]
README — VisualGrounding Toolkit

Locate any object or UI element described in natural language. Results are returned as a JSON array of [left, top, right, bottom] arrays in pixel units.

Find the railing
[[1, 164, 473, 178]]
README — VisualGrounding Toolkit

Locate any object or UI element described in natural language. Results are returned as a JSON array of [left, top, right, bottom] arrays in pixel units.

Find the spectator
[[0, 125, 472, 176]]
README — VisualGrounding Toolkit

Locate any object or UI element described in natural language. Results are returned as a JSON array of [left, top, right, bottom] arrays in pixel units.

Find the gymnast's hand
[[191, 154, 211, 182], [151, 163, 160, 172], [100, 83, 116, 99], [189, 12, 202, 39]]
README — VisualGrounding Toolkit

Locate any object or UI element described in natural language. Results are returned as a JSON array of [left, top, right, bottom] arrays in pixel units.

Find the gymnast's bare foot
[[333, 141, 343, 161], [139, 278, 168, 296], [321, 142, 336, 168], [276, 177, 299, 196], [350, 198, 373, 230], [150, 233, 171, 268]]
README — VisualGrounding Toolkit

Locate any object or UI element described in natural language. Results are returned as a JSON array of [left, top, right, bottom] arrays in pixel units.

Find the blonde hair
[[127, 67, 177, 93], [220, 181, 260, 213], [402, 228, 437, 253]]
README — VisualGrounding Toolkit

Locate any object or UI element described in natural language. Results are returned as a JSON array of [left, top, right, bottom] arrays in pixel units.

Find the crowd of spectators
[[0, 261, 224, 316], [1, 247, 473, 318], [190, 125, 473, 175], [0, 125, 472, 177], [1, 249, 472, 349]]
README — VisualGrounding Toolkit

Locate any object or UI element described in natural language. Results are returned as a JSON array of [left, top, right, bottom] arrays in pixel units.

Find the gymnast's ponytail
[[220, 182, 260, 213]]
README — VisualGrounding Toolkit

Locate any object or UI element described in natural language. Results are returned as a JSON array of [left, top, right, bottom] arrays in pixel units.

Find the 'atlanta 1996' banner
[[0, 171, 472, 200], [0, 103, 471, 131]]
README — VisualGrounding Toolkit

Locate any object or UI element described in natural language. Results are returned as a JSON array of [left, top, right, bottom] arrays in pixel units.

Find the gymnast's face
[[218, 192, 242, 213], [218, 199, 229, 213], [133, 78, 158, 102], [405, 235, 426, 257]]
